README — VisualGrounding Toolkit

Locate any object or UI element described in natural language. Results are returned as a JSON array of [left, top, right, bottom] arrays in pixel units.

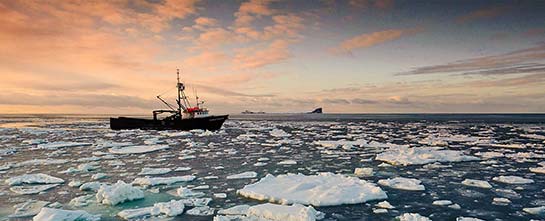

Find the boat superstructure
[[110, 69, 228, 130]]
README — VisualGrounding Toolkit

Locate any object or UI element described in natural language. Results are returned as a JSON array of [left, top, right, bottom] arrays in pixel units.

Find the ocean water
[[1, 114, 545, 220]]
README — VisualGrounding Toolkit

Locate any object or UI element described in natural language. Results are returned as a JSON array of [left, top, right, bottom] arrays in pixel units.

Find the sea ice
[[246, 203, 322, 221], [214, 193, 227, 198], [492, 197, 511, 205], [176, 186, 205, 198], [5, 173, 64, 186], [456, 217, 485, 221], [91, 173, 108, 180], [270, 129, 291, 137], [80, 182, 108, 192], [238, 173, 387, 206], [37, 141, 91, 150], [9, 200, 49, 218], [396, 213, 432, 221], [492, 175, 534, 184], [376, 201, 395, 209], [378, 177, 425, 191], [186, 206, 215, 216], [529, 167, 545, 174], [461, 179, 492, 189], [354, 167, 373, 177], [133, 175, 196, 186], [96, 181, 144, 205], [117, 199, 185, 220], [32, 208, 100, 221], [138, 167, 172, 175], [523, 206, 545, 215], [376, 146, 479, 166], [226, 171, 258, 179], [432, 200, 453, 206], [10, 184, 60, 195], [109, 144, 169, 154], [217, 205, 250, 215], [278, 160, 297, 165], [69, 195, 95, 207]]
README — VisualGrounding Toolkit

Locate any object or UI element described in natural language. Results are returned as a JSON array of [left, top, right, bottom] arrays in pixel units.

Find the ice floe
[[109, 144, 169, 154], [186, 206, 215, 216], [238, 173, 387, 206], [378, 177, 425, 191], [5, 173, 64, 186], [96, 181, 144, 205], [376, 146, 479, 166], [215, 203, 323, 221], [176, 186, 205, 198], [523, 206, 545, 215], [138, 167, 172, 175], [117, 200, 185, 220], [354, 167, 373, 177], [9, 200, 49, 218], [226, 171, 258, 179], [33, 208, 100, 221], [396, 213, 431, 221], [133, 175, 196, 186], [37, 141, 91, 150], [492, 175, 534, 184], [461, 179, 492, 189], [10, 184, 60, 195]]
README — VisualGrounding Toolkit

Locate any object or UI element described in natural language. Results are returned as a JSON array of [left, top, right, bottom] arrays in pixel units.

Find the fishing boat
[[110, 69, 228, 130]]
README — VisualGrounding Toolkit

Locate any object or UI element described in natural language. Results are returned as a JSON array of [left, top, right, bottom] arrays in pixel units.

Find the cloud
[[235, 0, 276, 26], [193, 84, 275, 98], [398, 43, 545, 76], [348, 0, 394, 9], [234, 40, 291, 69], [331, 28, 422, 54], [456, 5, 511, 24], [0, 93, 156, 108]]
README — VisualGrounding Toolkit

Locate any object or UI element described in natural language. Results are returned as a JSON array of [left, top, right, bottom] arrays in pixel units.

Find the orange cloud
[[331, 28, 422, 54], [234, 40, 291, 69]]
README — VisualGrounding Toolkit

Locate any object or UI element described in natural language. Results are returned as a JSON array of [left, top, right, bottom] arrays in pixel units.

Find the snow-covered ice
[[396, 213, 431, 221], [5, 173, 64, 186], [96, 181, 144, 205], [117, 199, 185, 220], [226, 171, 258, 179], [109, 144, 169, 154], [132, 175, 196, 186], [10, 184, 60, 195], [492, 175, 534, 184], [33, 208, 100, 221], [376, 146, 479, 166], [238, 173, 387, 206], [378, 177, 425, 191], [461, 179, 492, 189]]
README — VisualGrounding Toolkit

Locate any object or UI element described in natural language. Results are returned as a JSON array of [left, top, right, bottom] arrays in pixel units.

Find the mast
[[177, 69, 182, 116]]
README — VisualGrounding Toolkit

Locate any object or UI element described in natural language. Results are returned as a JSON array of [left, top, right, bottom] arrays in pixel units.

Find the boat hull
[[110, 115, 228, 131]]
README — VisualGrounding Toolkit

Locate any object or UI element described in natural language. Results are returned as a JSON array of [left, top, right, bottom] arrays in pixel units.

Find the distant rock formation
[[309, 107, 323, 114]]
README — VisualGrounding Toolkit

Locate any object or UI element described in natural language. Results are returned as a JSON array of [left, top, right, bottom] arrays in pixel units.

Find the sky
[[1, 0, 544, 114]]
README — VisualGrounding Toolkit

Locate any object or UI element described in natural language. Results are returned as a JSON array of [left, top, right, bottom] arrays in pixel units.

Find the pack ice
[[96, 181, 144, 205], [376, 146, 479, 166], [32, 208, 100, 221], [238, 173, 387, 206]]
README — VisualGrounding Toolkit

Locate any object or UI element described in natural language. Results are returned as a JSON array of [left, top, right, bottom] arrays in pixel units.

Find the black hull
[[110, 115, 228, 131]]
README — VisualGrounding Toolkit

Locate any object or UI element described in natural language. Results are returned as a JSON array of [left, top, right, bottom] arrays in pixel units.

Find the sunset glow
[[1, 0, 544, 114]]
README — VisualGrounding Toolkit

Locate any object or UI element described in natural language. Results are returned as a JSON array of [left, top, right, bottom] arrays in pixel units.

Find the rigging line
[[157, 86, 176, 97]]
